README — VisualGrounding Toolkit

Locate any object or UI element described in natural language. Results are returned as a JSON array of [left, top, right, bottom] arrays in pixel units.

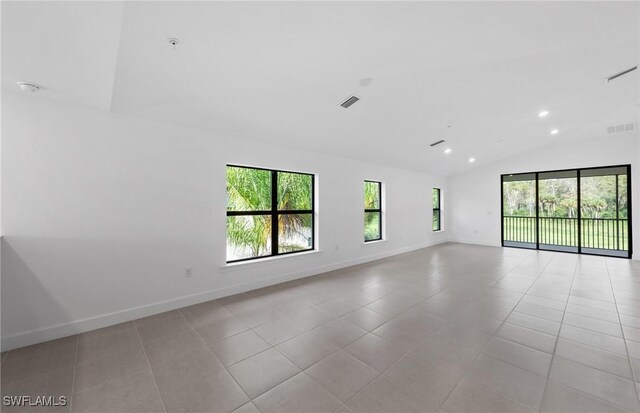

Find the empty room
[[1, 1, 639, 412]]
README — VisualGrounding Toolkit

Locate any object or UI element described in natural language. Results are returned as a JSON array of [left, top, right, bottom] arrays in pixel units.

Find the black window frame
[[226, 164, 315, 263], [364, 180, 383, 242], [433, 188, 442, 231]]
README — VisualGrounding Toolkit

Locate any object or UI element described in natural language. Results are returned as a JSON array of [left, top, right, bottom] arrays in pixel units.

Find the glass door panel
[[580, 166, 630, 257], [502, 173, 537, 249], [538, 170, 578, 253]]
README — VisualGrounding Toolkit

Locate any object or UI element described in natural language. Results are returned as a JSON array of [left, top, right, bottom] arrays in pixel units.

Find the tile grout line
[[230, 271, 436, 391], [67, 336, 80, 413], [202, 254, 632, 405], [561, 315, 626, 337], [310, 268, 468, 409], [345, 251, 539, 410], [451, 251, 558, 411], [296, 321, 408, 409], [604, 258, 640, 408], [177, 310, 258, 408], [234, 300, 378, 408], [476, 253, 556, 347], [245, 302, 369, 404], [538, 260, 639, 412], [416, 251, 540, 409], [132, 321, 168, 413], [544, 275, 640, 412], [190, 288, 379, 404], [338, 338, 415, 408], [538, 254, 579, 411]]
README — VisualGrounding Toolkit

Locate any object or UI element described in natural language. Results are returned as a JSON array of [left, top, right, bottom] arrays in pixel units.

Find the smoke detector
[[167, 38, 180, 49], [360, 77, 373, 87], [17, 82, 40, 93]]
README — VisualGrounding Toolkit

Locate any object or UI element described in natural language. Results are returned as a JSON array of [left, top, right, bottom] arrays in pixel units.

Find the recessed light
[[17, 82, 40, 93], [550, 129, 559, 135], [538, 110, 549, 117], [444, 148, 452, 154], [469, 157, 476, 163]]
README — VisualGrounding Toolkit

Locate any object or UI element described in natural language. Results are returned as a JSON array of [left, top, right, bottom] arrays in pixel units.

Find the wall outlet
[[185, 268, 192, 278]]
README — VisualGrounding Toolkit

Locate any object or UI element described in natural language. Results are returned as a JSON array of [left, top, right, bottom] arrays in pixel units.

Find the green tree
[[539, 195, 556, 217], [559, 198, 576, 218], [581, 198, 607, 219], [364, 182, 381, 240], [226, 167, 312, 258], [227, 167, 272, 257], [277, 172, 312, 252]]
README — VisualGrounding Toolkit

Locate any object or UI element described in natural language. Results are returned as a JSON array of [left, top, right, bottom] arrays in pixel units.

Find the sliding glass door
[[502, 173, 537, 249], [501, 165, 631, 258]]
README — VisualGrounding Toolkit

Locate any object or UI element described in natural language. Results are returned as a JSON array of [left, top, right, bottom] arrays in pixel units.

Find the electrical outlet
[[185, 268, 192, 278]]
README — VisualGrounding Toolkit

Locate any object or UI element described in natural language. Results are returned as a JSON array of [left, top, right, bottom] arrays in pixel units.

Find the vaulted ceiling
[[3, 1, 638, 175]]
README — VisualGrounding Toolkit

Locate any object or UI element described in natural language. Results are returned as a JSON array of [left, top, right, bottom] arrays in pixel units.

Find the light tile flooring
[[2, 243, 640, 412]]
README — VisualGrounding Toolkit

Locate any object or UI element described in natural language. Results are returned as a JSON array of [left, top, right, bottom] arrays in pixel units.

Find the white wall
[[1, 92, 448, 350], [448, 132, 640, 258]]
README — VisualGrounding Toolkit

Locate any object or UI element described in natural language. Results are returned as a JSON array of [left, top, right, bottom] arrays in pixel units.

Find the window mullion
[[271, 170, 278, 255], [379, 182, 382, 238], [437, 189, 441, 230]]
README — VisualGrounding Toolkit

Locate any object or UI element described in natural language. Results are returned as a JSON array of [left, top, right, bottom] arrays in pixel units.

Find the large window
[[433, 188, 441, 231], [226, 165, 314, 262], [364, 180, 382, 242], [501, 165, 631, 258]]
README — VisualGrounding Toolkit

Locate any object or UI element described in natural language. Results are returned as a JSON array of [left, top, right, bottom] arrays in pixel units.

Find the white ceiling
[[3, 1, 639, 176], [2, 1, 124, 111]]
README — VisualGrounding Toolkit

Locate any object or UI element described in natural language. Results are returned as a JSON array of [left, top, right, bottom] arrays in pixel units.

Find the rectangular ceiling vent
[[607, 123, 635, 134], [430, 139, 446, 147], [340, 96, 360, 109], [605, 65, 638, 83]]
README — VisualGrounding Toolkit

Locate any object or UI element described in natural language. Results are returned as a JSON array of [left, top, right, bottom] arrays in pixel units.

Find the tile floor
[[2, 243, 640, 412]]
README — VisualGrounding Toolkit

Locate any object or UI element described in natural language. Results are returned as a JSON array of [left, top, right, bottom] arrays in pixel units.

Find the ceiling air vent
[[430, 139, 446, 147], [607, 123, 634, 134], [340, 96, 360, 108]]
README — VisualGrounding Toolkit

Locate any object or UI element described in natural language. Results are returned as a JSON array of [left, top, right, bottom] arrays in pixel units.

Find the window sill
[[433, 230, 446, 233], [221, 249, 322, 270], [363, 239, 386, 245]]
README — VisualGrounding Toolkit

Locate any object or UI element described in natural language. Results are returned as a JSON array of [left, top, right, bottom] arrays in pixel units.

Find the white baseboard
[[1, 240, 448, 351], [449, 239, 502, 248]]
